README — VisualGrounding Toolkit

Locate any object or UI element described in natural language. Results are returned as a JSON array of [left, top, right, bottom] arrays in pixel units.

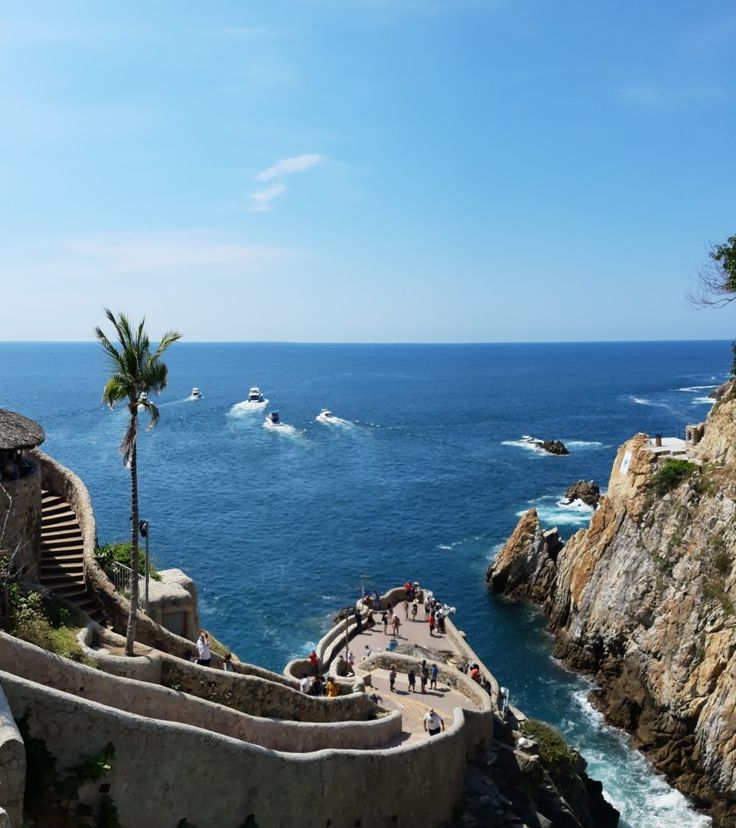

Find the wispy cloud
[[248, 153, 326, 213], [249, 183, 288, 213], [255, 153, 326, 182]]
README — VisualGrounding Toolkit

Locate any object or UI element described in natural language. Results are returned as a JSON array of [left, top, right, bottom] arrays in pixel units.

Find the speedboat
[[231, 386, 269, 412], [190, 387, 202, 400], [316, 408, 335, 423], [264, 410, 296, 434], [267, 411, 281, 426]]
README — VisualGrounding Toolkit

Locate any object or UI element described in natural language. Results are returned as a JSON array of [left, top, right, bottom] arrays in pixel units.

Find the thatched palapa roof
[[0, 409, 45, 450]]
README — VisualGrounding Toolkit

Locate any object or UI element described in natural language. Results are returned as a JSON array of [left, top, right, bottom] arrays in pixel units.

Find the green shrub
[[523, 718, 576, 768], [651, 459, 698, 496], [95, 541, 161, 581], [8, 589, 90, 664], [713, 550, 732, 577]]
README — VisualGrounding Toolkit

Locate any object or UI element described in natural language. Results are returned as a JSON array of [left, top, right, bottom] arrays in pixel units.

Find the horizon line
[[0, 337, 731, 346]]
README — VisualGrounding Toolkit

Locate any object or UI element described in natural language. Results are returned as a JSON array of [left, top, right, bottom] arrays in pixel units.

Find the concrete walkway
[[348, 604, 478, 744]]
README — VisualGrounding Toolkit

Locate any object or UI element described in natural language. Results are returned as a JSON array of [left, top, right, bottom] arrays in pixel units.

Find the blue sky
[[1, 0, 735, 342]]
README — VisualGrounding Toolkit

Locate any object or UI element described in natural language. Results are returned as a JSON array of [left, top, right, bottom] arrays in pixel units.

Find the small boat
[[190, 387, 202, 400], [316, 408, 351, 427], [248, 386, 266, 404], [267, 411, 281, 425]]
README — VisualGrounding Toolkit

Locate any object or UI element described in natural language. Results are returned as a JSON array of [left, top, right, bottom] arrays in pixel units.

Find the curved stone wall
[[0, 635, 400, 752], [3, 670, 467, 828]]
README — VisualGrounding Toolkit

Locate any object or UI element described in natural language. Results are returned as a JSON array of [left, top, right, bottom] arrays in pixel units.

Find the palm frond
[[140, 399, 160, 430], [120, 414, 137, 467]]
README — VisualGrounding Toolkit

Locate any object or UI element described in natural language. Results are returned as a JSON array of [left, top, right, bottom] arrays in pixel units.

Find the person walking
[[423, 708, 445, 737], [195, 630, 211, 667], [430, 663, 439, 690], [381, 611, 389, 635], [407, 668, 416, 693], [403, 599, 409, 620], [392, 614, 401, 638], [420, 661, 429, 694], [428, 613, 435, 637], [389, 664, 397, 692], [411, 600, 418, 622]]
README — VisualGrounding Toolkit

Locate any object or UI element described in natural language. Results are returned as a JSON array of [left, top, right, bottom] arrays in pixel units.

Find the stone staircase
[[39, 489, 103, 623]]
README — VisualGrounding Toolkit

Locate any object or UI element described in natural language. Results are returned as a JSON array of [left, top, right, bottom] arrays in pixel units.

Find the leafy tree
[[95, 310, 181, 655]]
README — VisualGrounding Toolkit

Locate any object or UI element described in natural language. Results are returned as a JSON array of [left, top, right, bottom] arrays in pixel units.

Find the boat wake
[[691, 396, 715, 406], [228, 400, 269, 417], [262, 419, 299, 437], [316, 412, 354, 428]]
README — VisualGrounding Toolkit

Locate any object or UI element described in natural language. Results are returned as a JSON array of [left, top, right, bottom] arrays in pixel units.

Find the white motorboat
[[231, 386, 269, 412], [316, 408, 351, 427], [190, 387, 202, 400]]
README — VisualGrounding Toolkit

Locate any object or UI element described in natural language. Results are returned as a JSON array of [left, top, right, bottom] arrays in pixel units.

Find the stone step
[[41, 511, 77, 528], [41, 532, 83, 549], [41, 500, 73, 516], [41, 543, 84, 556], [40, 525, 82, 540]]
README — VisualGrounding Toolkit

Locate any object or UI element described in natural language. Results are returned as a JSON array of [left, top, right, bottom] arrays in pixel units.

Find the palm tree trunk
[[125, 417, 139, 656]]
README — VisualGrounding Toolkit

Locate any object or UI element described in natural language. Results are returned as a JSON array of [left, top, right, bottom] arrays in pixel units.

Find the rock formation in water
[[539, 439, 570, 456], [487, 392, 736, 827], [563, 480, 600, 508]]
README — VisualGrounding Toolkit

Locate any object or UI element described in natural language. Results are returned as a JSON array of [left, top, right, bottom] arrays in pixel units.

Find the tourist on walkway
[[411, 600, 418, 622], [407, 668, 416, 692], [195, 631, 211, 667], [326, 676, 340, 698], [470, 664, 481, 684], [428, 613, 435, 637], [420, 661, 429, 694], [353, 608, 363, 633], [392, 614, 401, 637], [389, 665, 397, 692], [308, 650, 320, 675], [346, 650, 355, 672], [223, 653, 236, 672], [381, 611, 389, 635], [300, 675, 311, 693], [430, 663, 439, 690], [424, 598, 431, 620], [311, 675, 324, 696], [423, 708, 445, 737], [363, 644, 372, 660], [403, 598, 409, 619]]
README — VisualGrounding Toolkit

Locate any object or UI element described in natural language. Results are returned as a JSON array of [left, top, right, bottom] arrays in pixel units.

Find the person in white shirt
[[299, 675, 311, 693], [423, 708, 445, 737], [195, 631, 211, 667]]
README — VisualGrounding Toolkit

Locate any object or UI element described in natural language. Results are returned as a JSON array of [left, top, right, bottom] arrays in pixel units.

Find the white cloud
[[249, 183, 288, 212], [255, 153, 326, 182]]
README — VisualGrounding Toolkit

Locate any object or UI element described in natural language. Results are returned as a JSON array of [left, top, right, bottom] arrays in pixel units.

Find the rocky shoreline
[[487, 401, 736, 827]]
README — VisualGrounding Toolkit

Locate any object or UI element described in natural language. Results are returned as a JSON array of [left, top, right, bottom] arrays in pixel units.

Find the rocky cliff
[[488, 394, 736, 827]]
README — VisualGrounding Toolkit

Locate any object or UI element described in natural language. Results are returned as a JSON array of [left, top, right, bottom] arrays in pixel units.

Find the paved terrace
[[295, 588, 496, 746]]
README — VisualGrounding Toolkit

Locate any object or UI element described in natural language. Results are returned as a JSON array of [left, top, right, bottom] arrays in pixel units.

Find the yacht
[[248, 386, 266, 404], [190, 387, 202, 400]]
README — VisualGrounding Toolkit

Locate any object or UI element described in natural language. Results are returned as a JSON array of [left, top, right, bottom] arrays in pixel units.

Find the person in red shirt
[[308, 650, 320, 675], [470, 664, 481, 683]]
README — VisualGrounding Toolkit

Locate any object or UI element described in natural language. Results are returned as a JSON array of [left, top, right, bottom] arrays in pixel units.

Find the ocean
[[0, 339, 727, 827]]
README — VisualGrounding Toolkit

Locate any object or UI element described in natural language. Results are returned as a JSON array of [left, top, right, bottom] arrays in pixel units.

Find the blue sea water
[[0, 340, 728, 828]]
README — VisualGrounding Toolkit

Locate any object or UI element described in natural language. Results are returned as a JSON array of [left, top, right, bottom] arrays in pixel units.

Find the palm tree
[[95, 309, 182, 656]]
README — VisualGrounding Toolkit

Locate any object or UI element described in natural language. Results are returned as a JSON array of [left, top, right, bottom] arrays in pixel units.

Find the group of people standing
[[389, 658, 439, 695]]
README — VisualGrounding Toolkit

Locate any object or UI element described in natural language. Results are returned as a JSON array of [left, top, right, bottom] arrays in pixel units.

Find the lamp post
[[139, 520, 150, 612]]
